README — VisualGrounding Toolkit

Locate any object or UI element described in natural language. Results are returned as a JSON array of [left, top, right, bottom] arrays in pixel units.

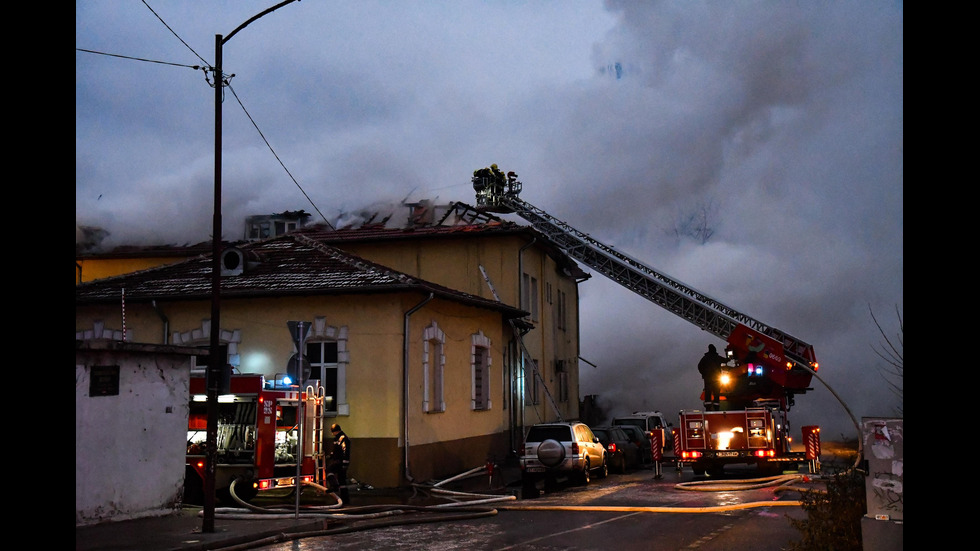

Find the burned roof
[[74, 231, 527, 318], [296, 202, 590, 280]]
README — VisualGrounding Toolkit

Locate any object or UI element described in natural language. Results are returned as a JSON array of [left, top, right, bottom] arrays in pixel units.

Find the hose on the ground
[[204, 467, 507, 550], [209, 461, 828, 550]]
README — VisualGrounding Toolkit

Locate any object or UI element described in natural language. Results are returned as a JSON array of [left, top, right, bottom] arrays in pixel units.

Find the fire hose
[[205, 461, 829, 551], [201, 472, 508, 551]]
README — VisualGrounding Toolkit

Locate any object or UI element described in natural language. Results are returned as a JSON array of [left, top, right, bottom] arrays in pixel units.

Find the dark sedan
[[616, 424, 654, 465], [591, 426, 640, 473]]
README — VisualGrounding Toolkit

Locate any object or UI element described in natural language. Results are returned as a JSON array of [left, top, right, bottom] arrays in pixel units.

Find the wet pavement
[[76, 467, 524, 551], [76, 456, 845, 551]]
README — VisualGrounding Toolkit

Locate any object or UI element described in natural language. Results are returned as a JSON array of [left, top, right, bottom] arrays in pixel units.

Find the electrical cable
[[140, 0, 209, 67]]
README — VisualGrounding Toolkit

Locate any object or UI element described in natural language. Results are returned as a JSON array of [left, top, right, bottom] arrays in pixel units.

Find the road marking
[[684, 521, 736, 549], [492, 511, 643, 551]]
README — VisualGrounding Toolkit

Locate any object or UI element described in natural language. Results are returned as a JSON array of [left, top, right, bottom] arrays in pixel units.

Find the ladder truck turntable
[[470, 168, 822, 476]]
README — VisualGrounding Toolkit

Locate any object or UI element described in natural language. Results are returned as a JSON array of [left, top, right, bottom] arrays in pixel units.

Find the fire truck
[[672, 324, 821, 475], [184, 374, 326, 503], [469, 168, 821, 476]]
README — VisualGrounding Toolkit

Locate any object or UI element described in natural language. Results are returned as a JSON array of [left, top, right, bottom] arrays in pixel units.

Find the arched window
[[304, 317, 349, 416], [169, 319, 242, 370], [422, 321, 446, 413], [471, 331, 492, 411]]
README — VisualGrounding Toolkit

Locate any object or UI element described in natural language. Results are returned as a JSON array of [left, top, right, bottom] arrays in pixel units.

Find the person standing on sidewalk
[[327, 423, 351, 504]]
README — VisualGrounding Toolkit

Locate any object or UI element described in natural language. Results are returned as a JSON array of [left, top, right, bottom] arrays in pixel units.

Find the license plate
[[717, 451, 738, 457], [526, 466, 545, 473]]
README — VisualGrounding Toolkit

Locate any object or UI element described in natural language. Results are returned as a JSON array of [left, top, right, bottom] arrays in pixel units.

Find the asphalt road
[[251, 463, 814, 551]]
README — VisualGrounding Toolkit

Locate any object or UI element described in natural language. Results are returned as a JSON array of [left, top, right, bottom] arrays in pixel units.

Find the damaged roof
[[297, 202, 591, 280], [74, 231, 527, 319]]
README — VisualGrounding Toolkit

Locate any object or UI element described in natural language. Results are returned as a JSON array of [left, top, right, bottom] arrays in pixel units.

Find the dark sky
[[76, 1, 903, 440]]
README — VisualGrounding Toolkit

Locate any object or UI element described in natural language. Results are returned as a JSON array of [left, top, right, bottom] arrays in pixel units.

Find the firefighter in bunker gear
[[327, 423, 351, 503], [698, 344, 727, 410]]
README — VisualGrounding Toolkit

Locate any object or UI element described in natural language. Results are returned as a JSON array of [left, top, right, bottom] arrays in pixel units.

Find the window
[[422, 322, 446, 413], [522, 273, 539, 322], [471, 331, 492, 410], [303, 317, 349, 415], [527, 359, 540, 405], [307, 341, 338, 410], [555, 359, 568, 402], [248, 222, 271, 239], [556, 289, 567, 331]]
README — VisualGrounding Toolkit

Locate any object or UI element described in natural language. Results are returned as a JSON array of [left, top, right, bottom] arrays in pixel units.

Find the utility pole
[[204, 0, 300, 533]]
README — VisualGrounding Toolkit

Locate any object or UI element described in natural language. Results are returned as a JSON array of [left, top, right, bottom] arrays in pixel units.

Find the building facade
[[75, 210, 587, 488]]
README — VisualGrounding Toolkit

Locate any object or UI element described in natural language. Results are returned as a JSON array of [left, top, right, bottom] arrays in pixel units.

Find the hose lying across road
[[201, 473, 511, 551], [203, 465, 830, 550]]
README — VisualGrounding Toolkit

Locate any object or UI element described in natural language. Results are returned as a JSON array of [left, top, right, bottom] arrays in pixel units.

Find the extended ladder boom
[[471, 174, 816, 369]]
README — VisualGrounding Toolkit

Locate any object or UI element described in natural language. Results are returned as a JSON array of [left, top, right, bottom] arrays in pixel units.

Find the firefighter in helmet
[[327, 423, 351, 504], [698, 344, 727, 410]]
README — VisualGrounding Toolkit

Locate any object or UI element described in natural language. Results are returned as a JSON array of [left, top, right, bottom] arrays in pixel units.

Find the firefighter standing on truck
[[327, 423, 351, 504], [698, 344, 727, 411]]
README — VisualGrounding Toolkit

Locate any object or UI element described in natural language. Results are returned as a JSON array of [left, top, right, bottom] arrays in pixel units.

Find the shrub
[[788, 469, 866, 551]]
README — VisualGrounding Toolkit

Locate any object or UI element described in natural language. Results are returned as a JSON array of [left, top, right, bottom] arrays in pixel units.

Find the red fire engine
[[471, 170, 822, 476], [673, 324, 821, 475], [184, 374, 326, 503]]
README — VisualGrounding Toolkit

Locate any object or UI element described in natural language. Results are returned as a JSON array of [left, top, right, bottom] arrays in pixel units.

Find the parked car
[[520, 422, 608, 494], [591, 426, 640, 473], [612, 411, 674, 457], [616, 424, 653, 465]]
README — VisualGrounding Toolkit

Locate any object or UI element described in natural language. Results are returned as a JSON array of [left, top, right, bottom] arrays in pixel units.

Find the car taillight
[[571, 442, 579, 455], [753, 449, 776, 458], [608, 443, 617, 452], [681, 450, 702, 459]]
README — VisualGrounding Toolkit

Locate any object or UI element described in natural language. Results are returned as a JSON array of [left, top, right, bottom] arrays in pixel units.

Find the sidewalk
[[76, 466, 523, 551]]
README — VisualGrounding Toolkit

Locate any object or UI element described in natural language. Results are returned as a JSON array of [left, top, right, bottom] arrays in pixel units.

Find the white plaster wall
[[75, 351, 191, 525]]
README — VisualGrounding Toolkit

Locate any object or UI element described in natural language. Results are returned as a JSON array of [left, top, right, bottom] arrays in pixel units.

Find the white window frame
[[471, 331, 492, 411], [305, 317, 349, 416], [422, 321, 446, 413]]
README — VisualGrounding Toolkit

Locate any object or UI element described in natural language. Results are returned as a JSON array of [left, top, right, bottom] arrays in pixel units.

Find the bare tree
[[870, 303, 903, 416], [665, 198, 717, 244]]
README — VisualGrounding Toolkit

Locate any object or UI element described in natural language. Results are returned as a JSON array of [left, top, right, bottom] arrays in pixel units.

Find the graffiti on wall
[[863, 418, 903, 521]]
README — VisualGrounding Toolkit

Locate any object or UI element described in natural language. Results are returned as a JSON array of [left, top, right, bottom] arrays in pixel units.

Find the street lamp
[[205, 0, 299, 533]]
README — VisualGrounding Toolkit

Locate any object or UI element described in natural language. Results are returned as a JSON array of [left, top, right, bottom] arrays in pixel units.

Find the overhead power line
[[141, 0, 209, 67], [79, 0, 333, 230], [75, 48, 205, 72]]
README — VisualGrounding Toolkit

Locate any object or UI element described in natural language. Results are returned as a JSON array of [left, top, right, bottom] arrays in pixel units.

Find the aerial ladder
[[467, 168, 819, 409]]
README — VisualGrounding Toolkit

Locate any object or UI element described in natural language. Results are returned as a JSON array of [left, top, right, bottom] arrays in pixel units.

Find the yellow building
[[75, 206, 588, 488], [75, 242, 213, 285]]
